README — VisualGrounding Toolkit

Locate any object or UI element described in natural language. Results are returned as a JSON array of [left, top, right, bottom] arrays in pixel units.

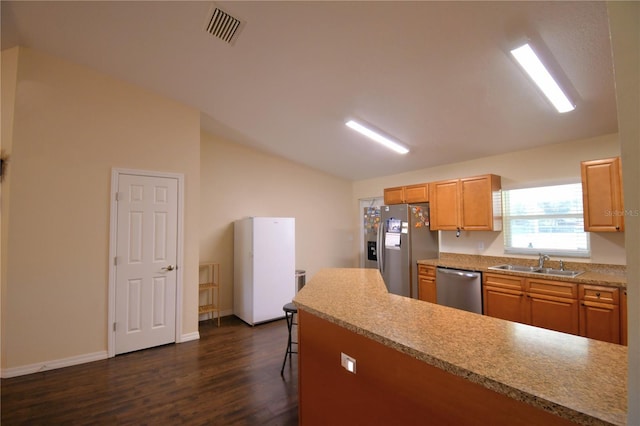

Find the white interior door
[[114, 174, 178, 355]]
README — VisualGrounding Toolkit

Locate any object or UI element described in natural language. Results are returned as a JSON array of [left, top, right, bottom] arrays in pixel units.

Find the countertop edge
[[418, 258, 627, 288], [295, 300, 618, 426]]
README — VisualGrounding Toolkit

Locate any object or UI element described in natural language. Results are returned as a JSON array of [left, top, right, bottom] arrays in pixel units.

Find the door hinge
[[114, 256, 120, 266], [115, 192, 123, 201], [113, 322, 117, 332]]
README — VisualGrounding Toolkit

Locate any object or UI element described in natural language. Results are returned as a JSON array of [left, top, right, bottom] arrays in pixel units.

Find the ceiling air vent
[[205, 7, 243, 45]]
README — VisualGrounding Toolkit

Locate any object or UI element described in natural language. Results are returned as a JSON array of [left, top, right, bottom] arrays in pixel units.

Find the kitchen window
[[502, 183, 590, 257]]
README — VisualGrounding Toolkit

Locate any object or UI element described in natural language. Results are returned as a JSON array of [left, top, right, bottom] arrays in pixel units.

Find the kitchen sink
[[489, 264, 541, 273], [488, 264, 584, 278]]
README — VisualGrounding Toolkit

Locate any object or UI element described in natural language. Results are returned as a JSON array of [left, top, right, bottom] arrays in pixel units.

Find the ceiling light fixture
[[345, 120, 409, 154], [510, 43, 575, 113]]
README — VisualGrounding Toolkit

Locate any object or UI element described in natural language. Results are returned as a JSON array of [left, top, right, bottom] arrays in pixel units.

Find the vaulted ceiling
[[1, 1, 618, 180]]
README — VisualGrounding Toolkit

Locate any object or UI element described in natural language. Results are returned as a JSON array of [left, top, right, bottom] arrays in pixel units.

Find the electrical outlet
[[341, 352, 356, 374]]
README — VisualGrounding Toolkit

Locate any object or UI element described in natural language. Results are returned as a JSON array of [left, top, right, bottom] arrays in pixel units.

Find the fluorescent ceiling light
[[510, 43, 575, 113], [345, 120, 409, 154]]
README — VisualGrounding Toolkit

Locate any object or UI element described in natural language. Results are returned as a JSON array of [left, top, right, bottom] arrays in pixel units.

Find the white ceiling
[[1, 1, 618, 180]]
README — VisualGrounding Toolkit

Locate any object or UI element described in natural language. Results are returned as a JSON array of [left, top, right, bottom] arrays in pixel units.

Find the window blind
[[502, 183, 590, 257]]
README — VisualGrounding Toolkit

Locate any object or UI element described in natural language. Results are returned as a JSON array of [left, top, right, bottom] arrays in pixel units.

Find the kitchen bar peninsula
[[293, 268, 626, 426]]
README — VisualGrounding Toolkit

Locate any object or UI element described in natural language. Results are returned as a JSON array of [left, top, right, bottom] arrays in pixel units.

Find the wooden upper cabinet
[[404, 183, 429, 203], [460, 174, 502, 231], [430, 174, 502, 231], [429, 179, 459, 230], [581, 157, 624, 232], [384, 183, 429, 205], [384, 187, 405, 205]]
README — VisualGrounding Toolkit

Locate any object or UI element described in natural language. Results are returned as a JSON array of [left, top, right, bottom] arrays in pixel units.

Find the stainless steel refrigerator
[[377, 204, 439, 298]]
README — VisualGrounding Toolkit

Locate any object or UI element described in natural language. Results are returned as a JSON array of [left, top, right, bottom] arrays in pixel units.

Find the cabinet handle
[[596, 292, 601, 298]]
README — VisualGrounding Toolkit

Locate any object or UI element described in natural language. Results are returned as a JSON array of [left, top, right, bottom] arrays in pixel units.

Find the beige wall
[[1, 47, 201, 370], [200, 132, 355, 315], [352, 133, 625, 265], [1, 46, 20, 373]]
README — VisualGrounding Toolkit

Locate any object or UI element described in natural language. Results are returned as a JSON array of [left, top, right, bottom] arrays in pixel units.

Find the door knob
[[162, 265, 176, 271]]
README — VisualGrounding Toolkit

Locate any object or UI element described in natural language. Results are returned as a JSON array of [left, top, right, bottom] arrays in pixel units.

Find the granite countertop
[[418, 253, 627, 288], [294, 268, 627, 426]]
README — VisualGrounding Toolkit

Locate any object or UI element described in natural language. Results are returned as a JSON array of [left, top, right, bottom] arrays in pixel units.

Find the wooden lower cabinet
[[484, 273, 579, 336], [418, 265, 436, 303], [579, 285, 621, 344], [526, 278, 579, 335], [298, 309, 575, 426], [484, 273, 626, 345], [483, 274, 527, 323], [527, 294, 579, 335]]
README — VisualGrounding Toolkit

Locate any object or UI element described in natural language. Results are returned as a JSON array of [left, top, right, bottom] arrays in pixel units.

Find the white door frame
[[107, 168, 185, 358]]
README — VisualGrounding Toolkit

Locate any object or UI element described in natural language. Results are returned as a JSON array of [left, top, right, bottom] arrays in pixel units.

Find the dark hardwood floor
[[1, 316, 298, 425]]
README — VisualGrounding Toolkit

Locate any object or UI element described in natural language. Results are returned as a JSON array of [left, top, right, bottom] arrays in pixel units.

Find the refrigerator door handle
[[377, 221, 384, 274]]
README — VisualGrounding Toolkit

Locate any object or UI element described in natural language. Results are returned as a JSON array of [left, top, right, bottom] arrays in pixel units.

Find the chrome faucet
[[538, 253, 550, 269]]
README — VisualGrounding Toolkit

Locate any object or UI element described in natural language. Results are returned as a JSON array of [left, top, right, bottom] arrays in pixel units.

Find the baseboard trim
[[1, 350, 109, 379], [180, 331, 200, 342], [3, 321, 219, 378]]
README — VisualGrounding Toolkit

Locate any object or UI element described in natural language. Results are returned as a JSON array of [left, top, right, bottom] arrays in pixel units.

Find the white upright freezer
[[233, 217, 296, 325]]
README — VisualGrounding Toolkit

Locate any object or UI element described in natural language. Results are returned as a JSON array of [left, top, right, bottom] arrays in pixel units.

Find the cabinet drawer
[[579, 285, 619, 304], [418, 265, 436, 277], [526, 278, 577, 299], [483, 273, 524, 291]]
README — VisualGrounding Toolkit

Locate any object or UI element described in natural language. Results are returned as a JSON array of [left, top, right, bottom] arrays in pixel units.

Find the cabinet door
[[581, 157, 624, 232], [580, 301, 620, 344], [483, 272, 526, 323], [527, 294, 579, 335], [460, 175, 500, 231], [404, 183, 429, 203], [418, 265, 436, 303], [418, 276, 437, 303], [483, 286, 527, 323], [429, 179, 459, 230], [384, 187, 405, 205]]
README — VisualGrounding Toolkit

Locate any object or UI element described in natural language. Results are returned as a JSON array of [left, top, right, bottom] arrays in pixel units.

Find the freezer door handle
[[436, 268, 478, 279], [377, 221, 384, 273]]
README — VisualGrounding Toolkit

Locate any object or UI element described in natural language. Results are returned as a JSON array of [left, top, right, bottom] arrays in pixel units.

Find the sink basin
[[537, 268, 584, 277], [489, 264, 541, 273], [488, 264, 584, 278]]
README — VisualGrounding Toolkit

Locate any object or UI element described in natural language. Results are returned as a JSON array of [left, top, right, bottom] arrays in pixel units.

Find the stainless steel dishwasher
[[435, 267, 482, 314]]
